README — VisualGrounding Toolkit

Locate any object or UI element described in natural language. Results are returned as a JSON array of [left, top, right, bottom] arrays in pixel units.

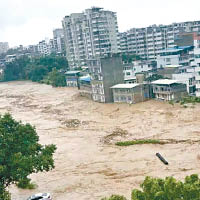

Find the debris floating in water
[[156, 153, 168, 165]]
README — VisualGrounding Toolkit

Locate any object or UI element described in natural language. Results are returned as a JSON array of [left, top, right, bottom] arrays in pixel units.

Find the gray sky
[[1, 0, 200, 47]]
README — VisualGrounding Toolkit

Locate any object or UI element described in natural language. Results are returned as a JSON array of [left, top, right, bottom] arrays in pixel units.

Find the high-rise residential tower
[[62, 7, 120, 69], [53, 29, 66, 55]]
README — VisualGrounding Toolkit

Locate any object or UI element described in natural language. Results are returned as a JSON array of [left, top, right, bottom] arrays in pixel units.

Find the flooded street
[[1, 81, 200, 200]]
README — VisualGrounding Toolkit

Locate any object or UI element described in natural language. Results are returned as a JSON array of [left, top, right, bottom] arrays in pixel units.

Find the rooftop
[[111, 83, 139, 89], [79, 75, 91, 82], [164, 65, 182, 68], [152, 79, 178, 85], [65, 71, 80, 75]]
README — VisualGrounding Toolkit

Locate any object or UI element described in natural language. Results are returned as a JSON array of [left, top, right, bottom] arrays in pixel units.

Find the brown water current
[[1, 81, 200, 200]]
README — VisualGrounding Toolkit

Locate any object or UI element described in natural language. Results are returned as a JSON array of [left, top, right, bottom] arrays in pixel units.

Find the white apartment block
[[0, 42, 9, 54], [156, 46, 194, 68], [120, 21, 200, 60], [123, 60, 155, 81], [62, 7, 120, 69], [37, 40, 53, 56], [172, 72, 196, 94]]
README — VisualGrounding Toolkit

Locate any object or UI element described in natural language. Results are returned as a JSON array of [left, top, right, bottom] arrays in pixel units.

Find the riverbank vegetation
[[2, 55, 68, 87]]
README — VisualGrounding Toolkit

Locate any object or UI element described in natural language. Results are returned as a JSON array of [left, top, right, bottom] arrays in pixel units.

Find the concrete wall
[[157, 67, 179, 79], [101, 56, 124, 103], [157, 55, 179, 68]]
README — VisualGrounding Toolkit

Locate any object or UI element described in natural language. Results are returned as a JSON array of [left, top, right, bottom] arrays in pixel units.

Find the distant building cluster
[[0, 42, 9, 54], [3, 7, 200, 103], [119, 21, 200, 60]]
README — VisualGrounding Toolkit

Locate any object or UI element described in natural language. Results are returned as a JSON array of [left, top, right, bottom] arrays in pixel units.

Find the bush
[[17, 178, 37, 189], [0, 186, 11, 200], [180, 96, 200, 105], [103, 174, 200, 200], [101, 194, 127, 200], [168, 100, 174, 106]]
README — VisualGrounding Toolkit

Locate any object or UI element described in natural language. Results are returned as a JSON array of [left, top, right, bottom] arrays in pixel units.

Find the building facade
[[53, 29, 66, 55], [120, 21, 200, 60], [111, 83, 150, 103], [191, 33, 200, 96], [152, 79, 187, 101], [123, 60, 156, 81], [37, 39, 53, 56], [65, 71, 80, 87], [88, 55, 124, 103], [156, 46, 194, 69], [62, 7, 120, 69], [172, 72, 196, 94]]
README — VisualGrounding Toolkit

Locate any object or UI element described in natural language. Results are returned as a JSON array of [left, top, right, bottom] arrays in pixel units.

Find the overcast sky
[[1, 0, 200, 47]]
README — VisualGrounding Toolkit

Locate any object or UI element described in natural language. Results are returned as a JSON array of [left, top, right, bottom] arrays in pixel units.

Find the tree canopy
[[145, 74, 166, 82], [122, 54, 142, 63], [102, 174, 200, 200], [0, 113, 56, 199], [44, 68, 66, 87], [2, 55, 69, 84]]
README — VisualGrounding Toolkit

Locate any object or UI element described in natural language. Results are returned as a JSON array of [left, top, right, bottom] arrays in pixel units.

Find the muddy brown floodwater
[[1, 81, 200, 200]]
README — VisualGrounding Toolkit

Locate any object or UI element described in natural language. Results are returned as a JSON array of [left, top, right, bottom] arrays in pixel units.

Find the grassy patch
[[115, 139, 165, 146]]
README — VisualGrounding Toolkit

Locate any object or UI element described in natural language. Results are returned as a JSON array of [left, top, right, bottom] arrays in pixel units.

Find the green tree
[[35, 56, 68, 71], [145, 74, 166, 82], [3, 55, 69, 84], [46, 68, 66, 87], [132, 174, 200, 200], [3, 56, 31, 81], [0, 113, 56, 199], [27, 65, 48, 82], [122, 54, 142, 63]]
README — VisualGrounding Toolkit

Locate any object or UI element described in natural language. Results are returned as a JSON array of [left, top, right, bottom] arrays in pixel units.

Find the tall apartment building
[[120, 21, 200, 60], [0, 42, 9, 54], [53, 29, 66, 55], [62, 7, 120, 69], [88, 55, 124, 103]]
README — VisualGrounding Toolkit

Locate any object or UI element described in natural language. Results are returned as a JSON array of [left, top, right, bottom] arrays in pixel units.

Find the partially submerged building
[[65, 71, 80, 87], [88, 55, 124, 103], [111, 83, 151, 103], [152, 79, 187, 101], [79, 75, 92, 99]]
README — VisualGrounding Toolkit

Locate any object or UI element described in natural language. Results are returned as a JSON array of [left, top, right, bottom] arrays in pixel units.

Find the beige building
[[111, 83, 150, 104]]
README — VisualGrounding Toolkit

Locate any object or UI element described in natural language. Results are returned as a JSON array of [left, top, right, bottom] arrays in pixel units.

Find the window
[[115, 96, 119, 101], [120, 96, 126, 102]]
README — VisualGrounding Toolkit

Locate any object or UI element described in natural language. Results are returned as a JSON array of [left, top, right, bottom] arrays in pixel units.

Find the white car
[[27, 193, 52, 200]]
